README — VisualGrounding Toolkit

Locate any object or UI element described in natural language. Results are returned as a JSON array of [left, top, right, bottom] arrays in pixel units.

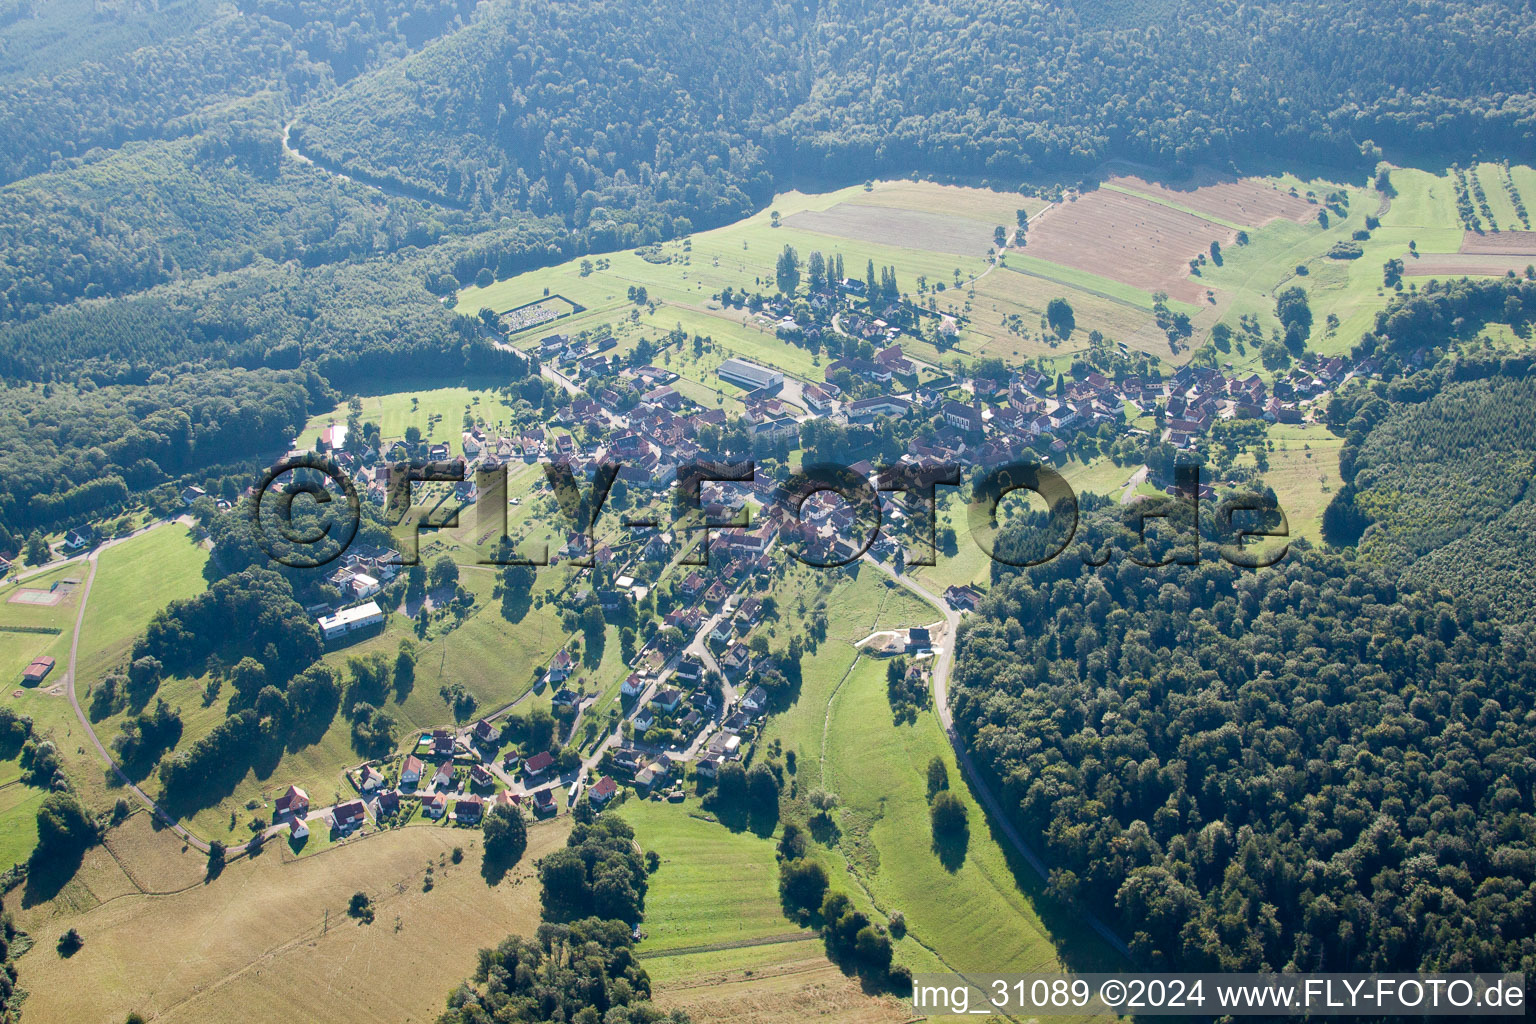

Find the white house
[[400, 755, 423, 786], [359, 765, 386, 792]]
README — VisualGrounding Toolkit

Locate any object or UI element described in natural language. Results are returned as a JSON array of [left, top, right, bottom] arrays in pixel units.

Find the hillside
[[296, 0, 1536, 223]]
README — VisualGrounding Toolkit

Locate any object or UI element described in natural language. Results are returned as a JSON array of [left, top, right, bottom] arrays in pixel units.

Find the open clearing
[[77, 524, 209, 683], [1022, 186, 1232, 303], [784, 203, 998, 257], [14, 812, 570, 1024]]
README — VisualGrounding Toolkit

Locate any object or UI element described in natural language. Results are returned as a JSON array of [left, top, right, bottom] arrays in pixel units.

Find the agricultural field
[[1106, 171, 1318, 228], [783, 203, 999, 257], [458, 165, 1536, 392], [12, 812, 570, 1024], [1022, 182, 1245, 302], [437, 174, 1311, 385]]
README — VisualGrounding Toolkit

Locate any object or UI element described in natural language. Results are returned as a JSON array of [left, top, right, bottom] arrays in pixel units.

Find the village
[[243, 254, 1401, 849]]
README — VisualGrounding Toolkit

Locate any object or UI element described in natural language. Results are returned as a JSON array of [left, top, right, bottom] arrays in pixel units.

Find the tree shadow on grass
[[807, 810, 841, 847], [500, 588, 532, 625], [704, 799, 779, 839], [481, 850, 520, 886], [22, 846, 87, 908], [932, 823, 969, 873]]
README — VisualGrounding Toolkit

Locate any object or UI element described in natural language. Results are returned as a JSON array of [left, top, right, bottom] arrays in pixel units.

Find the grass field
[[76, 525, 209, 684], [621, 799, 809, 953], [13, 811, 571, 1024], [0, 779, 44, 871], [1256, 422, 1344, 544], [300, 381, 520, 457], [820, 656, 1086, 974]]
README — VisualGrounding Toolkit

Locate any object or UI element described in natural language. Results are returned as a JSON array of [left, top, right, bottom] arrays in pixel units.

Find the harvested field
[[1021, 188, 1231, 303], [1110, 173, 1317, 228], [844, 180, 1040, 224], [1405, 253, 1536, 277], [783, 203, 996, 257], [1459, 230, 1536, 255], [651, 948, 913, 1024]]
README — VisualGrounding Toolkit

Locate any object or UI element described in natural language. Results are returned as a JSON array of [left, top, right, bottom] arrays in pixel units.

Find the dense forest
[[0, 366, 326, 548], [952, 504, 1536, 973], [294, 0, 1536, 219], [0, 893, 15, 1024], [1320, 345, 1536, 633]]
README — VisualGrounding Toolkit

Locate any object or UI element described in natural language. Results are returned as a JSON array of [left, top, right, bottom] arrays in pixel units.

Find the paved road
[[863, 555, 1133, 961], [1120, 464, 1149, 504]]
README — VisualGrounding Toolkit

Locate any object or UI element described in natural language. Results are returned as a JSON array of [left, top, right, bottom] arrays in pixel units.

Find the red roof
[[590, 776, 617, 800], [334, 799, 366, 822], [525, 751, 554, 773]]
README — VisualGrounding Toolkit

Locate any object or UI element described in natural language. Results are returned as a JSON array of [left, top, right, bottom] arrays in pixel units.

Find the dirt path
[[63, 521, 216, 853]]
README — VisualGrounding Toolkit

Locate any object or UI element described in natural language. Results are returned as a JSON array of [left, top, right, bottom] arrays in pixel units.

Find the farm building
[[22, 656, 55, 684]]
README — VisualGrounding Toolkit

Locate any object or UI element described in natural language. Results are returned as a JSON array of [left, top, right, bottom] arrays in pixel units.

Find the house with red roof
[[332, 799, 367, 832], [524, 751, 554, 778], [400, 755, 424, 787], [588, 776, 618, 807], [275, 785, 309, 818]]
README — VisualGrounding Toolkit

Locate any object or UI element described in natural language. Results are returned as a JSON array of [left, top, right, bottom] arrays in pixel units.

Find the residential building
[[276, 785, 309, 818], [332, 799, 367, 832]]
